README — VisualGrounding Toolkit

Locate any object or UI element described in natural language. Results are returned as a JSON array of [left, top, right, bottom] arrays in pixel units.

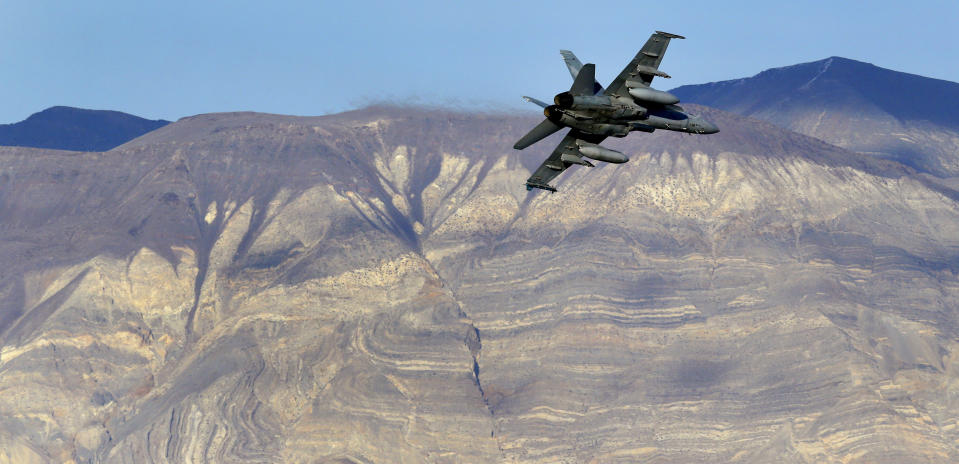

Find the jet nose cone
[[701, 121, 719, 134]]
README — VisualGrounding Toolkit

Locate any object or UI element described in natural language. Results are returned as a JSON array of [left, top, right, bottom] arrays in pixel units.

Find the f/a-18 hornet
[[515, 31, 719, 192]]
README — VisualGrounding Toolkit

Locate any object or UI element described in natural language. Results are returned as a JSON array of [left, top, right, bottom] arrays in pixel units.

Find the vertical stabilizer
[[561, 50, 605, 94], [570, 63, 596, 95], [560, 50, 584, 80]]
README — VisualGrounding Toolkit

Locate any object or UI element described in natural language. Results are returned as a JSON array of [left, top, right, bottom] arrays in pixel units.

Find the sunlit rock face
[[2, 105, 959, 463]]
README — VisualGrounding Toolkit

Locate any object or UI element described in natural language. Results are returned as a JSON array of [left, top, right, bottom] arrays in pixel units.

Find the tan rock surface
[[1, 106, 959, 462]]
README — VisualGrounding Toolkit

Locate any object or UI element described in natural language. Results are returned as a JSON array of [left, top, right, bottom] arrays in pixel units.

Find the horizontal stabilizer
[[514, 119, 563, 150], [522, 96, 550, 108]]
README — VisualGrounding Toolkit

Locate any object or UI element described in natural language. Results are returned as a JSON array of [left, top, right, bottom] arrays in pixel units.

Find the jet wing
[[604, 31, 684, 97], [525, 130, 607, 192]]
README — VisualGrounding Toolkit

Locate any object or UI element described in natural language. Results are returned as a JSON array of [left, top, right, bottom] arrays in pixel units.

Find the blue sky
[[1, 1, 957, 123]]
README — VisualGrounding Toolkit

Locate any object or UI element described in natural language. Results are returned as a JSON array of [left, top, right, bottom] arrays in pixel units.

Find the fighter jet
[[515, 31, 719, 192]]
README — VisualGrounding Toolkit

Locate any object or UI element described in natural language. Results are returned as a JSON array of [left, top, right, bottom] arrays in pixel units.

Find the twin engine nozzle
[[543, 105, 559, 120], [554, 92, 574, 108]]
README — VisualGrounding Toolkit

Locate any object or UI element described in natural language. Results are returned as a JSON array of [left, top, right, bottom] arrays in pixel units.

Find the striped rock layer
[[1, 106, 959, 463]]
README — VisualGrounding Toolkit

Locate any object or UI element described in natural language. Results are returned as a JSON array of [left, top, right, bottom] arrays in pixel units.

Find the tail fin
[[560, 50, 584, 80], [561, 52, 605, 94], [570, 63, 595, 95]]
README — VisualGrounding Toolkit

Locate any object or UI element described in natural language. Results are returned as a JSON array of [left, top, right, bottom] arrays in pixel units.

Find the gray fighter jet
[[515, 31, 719, 192]]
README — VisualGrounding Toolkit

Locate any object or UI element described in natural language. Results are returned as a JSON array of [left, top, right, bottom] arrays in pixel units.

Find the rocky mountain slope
[[0, 106, 169, 152], [671, 57, 959, 176], [2, 105, 959, 462]]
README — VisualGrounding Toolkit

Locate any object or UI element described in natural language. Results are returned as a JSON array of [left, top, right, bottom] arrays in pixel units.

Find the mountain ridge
[[3, 105, 959, 462], [671, 56, 959, 176], [0, 106, 170, 152]]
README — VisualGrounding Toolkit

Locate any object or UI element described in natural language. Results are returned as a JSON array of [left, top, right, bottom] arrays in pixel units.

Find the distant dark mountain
[[0, 106, 170, 152], [672, 57, 959, 176]]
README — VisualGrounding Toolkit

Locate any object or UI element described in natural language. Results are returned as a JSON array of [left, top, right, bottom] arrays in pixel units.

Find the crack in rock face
[[1, 106, 959, 462]]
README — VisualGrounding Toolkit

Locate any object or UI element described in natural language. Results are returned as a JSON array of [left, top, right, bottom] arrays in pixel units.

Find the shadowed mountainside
[[672, 57, 959, 176], [0, 106, 169, 152], [2, 105, 959, 462]]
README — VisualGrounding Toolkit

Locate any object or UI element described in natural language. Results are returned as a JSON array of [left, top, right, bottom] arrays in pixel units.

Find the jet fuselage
[[514, 30, 720, 192], [544, 92, 718, 136]]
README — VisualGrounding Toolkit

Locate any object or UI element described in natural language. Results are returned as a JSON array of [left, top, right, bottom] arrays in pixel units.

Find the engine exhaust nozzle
[[554, 92, 574, 108]]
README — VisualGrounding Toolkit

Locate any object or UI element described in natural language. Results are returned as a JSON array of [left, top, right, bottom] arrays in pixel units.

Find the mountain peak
[[672, 57, 959, 175], [0, 106, 170, 152], [753, 56, 875, 76]]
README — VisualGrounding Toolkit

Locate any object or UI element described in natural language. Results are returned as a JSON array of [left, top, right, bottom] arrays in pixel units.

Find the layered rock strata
[[1, 106, 958, 462]]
